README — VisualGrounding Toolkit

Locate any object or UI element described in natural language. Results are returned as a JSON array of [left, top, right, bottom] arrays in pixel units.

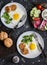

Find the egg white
[[27, 38, 38, 53], [8, 8, 24, 26]]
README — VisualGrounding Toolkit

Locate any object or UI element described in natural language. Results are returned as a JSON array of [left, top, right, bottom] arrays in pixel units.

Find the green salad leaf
[[21, 34, 35, 44], [2, 12, 12, 24]]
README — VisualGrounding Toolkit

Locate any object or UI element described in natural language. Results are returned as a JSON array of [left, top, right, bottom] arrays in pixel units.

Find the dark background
[[0, 0, 47, 65]]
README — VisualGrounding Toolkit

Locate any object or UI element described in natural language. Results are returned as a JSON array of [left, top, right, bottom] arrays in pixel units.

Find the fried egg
[[29, 42, 37, 50], [8, 8, 24, 26], [13, 13, 20, 20]]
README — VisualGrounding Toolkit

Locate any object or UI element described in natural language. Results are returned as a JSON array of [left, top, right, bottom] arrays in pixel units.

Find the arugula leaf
[[2, 12, 12, 24], [21, 34, 35, 44]]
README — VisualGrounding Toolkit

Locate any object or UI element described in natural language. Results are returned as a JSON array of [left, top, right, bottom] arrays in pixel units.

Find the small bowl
[[42, 9, 47, 21], [12, 56, 20, 63]]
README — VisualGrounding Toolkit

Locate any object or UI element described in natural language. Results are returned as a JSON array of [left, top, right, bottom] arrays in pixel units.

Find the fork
[[32, 33, 47, 58], [9, 15, 26, 37]]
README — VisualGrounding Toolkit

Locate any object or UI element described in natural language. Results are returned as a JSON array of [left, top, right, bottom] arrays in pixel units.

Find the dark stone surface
[[0, 0, 47, 65]]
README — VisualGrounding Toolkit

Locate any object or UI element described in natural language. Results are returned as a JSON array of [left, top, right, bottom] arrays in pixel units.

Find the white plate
[[1, 2, 27, 28], [42, 9, 47, 20], [17, 31, 44, 58]]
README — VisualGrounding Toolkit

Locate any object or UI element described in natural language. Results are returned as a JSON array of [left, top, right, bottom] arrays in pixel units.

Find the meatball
[[5, 6, 11, 12], [0, 31, 8, 40], [4, 38, 13, 48], [11, 4, 17, 11], [22, 48, 29, 55], [19, 43, 26, 50]]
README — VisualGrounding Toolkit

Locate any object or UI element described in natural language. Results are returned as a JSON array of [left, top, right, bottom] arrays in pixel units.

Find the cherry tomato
[[37, 5, 42, 9]]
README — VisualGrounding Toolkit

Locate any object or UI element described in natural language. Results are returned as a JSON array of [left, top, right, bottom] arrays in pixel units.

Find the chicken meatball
[[19, 43, 26, 50], [5, 6, 11, 12], [0, 31, 8, 40], [11, 4, 17, 11], [4, 38, 13, 48], [22, 48, 29, 55]]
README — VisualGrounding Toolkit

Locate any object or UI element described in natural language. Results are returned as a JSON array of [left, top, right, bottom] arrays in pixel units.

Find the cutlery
[[13, 15, 26, 29], [9, 15, 26, 36], [33, 33, 47, 58]]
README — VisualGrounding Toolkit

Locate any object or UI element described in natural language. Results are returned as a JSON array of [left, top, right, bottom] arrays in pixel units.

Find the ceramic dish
[[30, 3, 47, 31], [1, 2, 27, 28], [17, 31, 44, 58]]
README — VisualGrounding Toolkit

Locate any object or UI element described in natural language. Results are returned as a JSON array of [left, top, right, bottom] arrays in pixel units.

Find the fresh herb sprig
[[2, 12, 12, 24], [21, 34, 35, 44]]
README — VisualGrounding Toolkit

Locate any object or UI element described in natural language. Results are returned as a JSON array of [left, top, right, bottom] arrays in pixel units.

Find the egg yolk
[[13, 13, 20, 20], [29, 42, 37, 50]]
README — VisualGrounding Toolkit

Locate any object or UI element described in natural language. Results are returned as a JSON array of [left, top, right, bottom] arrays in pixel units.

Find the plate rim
[[1, 2, 27, 29], [16, 31, 44, 59]]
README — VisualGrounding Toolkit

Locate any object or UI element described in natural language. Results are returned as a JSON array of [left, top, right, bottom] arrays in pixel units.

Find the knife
[[33, 33, 47, 58], [38, 43, 47, 58]]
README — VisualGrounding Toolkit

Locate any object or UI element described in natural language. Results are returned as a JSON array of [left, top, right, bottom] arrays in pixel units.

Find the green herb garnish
[[2, 12, 12, 24], [21, 34, 35, 44]]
